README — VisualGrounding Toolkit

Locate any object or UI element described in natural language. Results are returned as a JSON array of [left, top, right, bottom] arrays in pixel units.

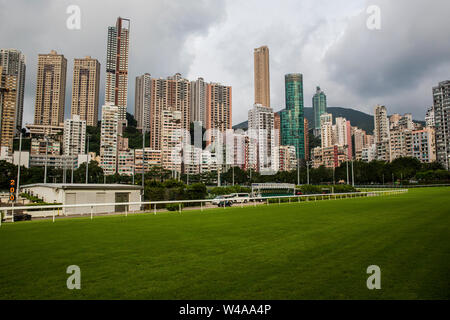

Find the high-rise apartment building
[[190, 77, 207, 125], [34, 50, 67, 126], [205, 82, 232, 141], [0, 65, 18, 152], [248, 104, 278, 173], [105, 17, 130, 121], [412, 127, 436, 163], [100, 103, 120, 175], [425, 107, 435, 128], [304, 118, 309, 160], [374, 105, 391, 161], [63, 115, 86, 156], [312, 86, 327, 130], [281, 73, 305, 159], [374, 105, 390, 143], [134, 73, 151, 131], [254, 46, 270, 107], [148, 74, 191, 150], [389, 128, 412, 161], [320, 113, 333, 148], [161, 109, 182, 172], [71, 57, 100, 127], [433, 80, 450, 169], [0, 49, 26, 130]]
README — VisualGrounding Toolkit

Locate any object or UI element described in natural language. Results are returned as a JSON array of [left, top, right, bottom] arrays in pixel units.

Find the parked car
[[13, 213, 32, 221], [212, 195, 225, 206], [217, 199, 233, 207], [229, 193, 250, 203]]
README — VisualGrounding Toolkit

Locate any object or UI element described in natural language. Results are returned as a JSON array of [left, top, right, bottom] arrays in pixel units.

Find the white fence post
[[91, 206, 93, 220]]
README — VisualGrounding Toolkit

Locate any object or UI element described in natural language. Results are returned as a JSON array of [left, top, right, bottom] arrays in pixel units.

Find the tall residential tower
[[105, 17, 130, 121], [0, 49, 26, 131], [281, 73, 305, 160], [433, 80, 450, 169], [71, 56, 100, 126], [254, 46, 270, 107], [34, 50, 67, 126], [312, 86, 327, 131]]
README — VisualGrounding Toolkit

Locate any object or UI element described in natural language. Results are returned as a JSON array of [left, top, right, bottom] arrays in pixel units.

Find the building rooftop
[[22, 183, 143, 190]]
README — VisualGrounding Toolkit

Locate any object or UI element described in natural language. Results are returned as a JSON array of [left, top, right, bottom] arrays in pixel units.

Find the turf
[[0, 187, 449, 300]]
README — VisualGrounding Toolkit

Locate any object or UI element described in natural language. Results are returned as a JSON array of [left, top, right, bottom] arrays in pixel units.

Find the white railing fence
[[0, 189, 408, 225]]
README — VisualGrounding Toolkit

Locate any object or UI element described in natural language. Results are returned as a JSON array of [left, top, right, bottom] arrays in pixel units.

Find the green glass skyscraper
[[281, 73, 305, 159], [312, 86, 327, 130]]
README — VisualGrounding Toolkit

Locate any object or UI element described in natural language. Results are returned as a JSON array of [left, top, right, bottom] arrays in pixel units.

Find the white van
[[229, 193, 250, 203]]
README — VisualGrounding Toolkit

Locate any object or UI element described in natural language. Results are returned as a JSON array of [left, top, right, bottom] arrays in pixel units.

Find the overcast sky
[[1, 0, 449, 126]]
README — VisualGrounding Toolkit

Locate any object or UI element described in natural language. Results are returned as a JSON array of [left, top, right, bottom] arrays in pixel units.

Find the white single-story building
[[21, 183, 143, 215]]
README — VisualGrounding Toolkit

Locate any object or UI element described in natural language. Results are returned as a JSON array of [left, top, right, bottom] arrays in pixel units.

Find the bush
[[166, 203, 183, 212]]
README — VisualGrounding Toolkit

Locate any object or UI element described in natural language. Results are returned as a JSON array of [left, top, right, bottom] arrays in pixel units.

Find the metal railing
[[0, 189, 408, 225]]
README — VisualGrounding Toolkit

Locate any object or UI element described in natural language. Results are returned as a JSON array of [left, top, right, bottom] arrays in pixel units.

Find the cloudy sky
[[1, 0, 449, 126]]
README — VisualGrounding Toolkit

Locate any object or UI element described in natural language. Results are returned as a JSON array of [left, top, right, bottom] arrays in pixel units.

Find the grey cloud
[[325, 0, 450, 117]]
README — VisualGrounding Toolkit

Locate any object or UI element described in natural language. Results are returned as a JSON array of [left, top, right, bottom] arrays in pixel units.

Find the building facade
[[281, 73, 305, 159], [0, 49, 25, 131], [134, 73, 151, 132], [254, 46, 270, 107], [312, 86, 327, 130], [0, 65, 18, 152], [105, 17, 130, 121], [433, 80, 450, 169], [34, 50, 67, 126], [100, 103, 120, 175], [71, 56, 100, 126], [64, 115, 86, 156]]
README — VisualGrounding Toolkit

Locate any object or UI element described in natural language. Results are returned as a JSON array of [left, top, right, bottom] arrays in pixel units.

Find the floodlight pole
[[351, 160, 355, 187], [85, 134, 90, 184], [16, 132, 22, 200], [44, 136, 49, 184]]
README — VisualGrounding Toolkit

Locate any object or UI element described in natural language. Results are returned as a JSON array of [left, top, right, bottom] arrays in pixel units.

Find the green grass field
[[0, 187, 449, 300]]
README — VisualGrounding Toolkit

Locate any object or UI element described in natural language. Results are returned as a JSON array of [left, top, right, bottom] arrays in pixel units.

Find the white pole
[[91, 206, 93, 220], [16, 133, 22, 200]]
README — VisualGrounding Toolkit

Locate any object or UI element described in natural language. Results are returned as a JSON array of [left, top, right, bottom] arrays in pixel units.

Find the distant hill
[[233, 107, 376, 134]]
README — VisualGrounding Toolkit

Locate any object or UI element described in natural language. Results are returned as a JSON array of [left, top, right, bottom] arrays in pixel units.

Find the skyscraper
[[105, 17, 130, 121], [134, 73, 151, 132], [0, 65, 18, 152], [248, 104, 277, 173], [205, 82, 232, 140], [281, 73, 305, 159], [148, 74, 191, 150], [71, 56, 100, 126], [374, 105, 391, 161], [312, 86, 327, 131], [190, 77, 207, 125], [433, 80, 450, 169], [64, 115, 86, 156], [34, 50, 67, 126], [100, 103, 120, 175], [254, 46, 270, 107], [374, 105, 390, 143], [0, 49, 26, 131]]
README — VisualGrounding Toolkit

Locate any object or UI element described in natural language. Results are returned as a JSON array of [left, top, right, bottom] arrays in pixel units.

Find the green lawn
[[0, 187, 449, 300]]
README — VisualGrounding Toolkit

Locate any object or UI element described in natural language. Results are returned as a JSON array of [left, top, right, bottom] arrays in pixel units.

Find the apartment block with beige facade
[[71, 57, 100, 126], [34, 50, 67, 126], [254, 46, 270, 107]]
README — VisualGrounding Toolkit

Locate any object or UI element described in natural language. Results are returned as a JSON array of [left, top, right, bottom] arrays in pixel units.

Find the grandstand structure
[[251, 183, 296, 197]]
